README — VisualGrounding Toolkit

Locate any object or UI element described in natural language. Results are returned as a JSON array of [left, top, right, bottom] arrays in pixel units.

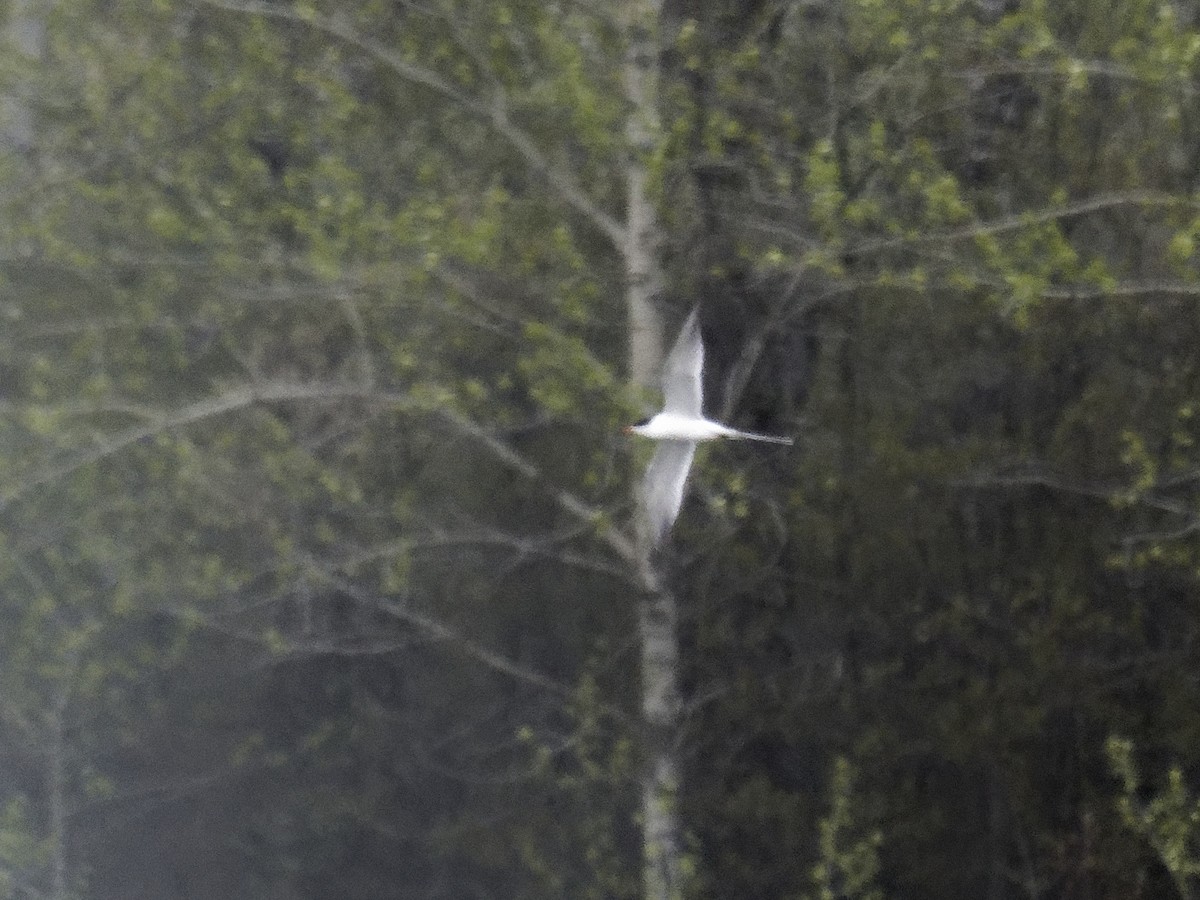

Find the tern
[[624, 308, 793, 546]]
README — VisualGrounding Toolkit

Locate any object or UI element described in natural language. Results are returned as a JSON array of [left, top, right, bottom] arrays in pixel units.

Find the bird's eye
[[634, 417, 651, 427]]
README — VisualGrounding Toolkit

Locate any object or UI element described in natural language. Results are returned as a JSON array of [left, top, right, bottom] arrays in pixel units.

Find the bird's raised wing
[[641, 439, 697, 546], [661, 308, 703, 417]]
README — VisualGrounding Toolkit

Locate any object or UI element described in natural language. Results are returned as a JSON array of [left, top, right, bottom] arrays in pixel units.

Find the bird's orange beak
[[621, 425, 634, 435]]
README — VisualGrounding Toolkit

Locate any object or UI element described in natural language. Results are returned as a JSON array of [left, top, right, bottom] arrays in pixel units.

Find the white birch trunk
[[621, 1, 685, 897], [2, 0, 46, 156]]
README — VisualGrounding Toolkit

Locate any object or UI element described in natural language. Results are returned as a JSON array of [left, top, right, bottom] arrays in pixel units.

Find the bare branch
[[345, 529, 639, 584], [0, 381, 398, 510], [489, 93, 626, 245], [194, 0, 625, 247], [718, 313, 777, 423], [434, 408, 639, 564], [1041, 281, 1200, 301], [955, 60, 1149, 85], [951, 463, 1200, 542], [4, 379, 637, 572], [310, 564, 636, 726], [753, 190, 1200, 275], [849, 190, 1195, 257], [1121, 520, 1200, 546]]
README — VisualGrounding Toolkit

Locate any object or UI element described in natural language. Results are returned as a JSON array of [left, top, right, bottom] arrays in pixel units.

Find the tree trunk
[[634, 564, 684, 900], [621, 1, 684, 898], [2, 0, 45, 156]]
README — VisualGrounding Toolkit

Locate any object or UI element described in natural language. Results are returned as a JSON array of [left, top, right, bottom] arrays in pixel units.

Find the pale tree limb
[[952, 463, 1200, 545], [951, 464, 1186, 512], [344, 529, 639, 584], [1041, 281, 1200, 301], [717, 304, 795, 424], [308, 562, 634, 726], [0, 381, 385, 510], [3, 380, 636, 568], [113, 556, 632, 725], [193, 0, 625, 248], [849, 189, 1199, 256], [745, 189, 1200, 264], [434, 408, 639, 564]]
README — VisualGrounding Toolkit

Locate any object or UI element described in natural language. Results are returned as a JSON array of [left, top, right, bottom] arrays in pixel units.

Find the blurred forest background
[[4, 0, 1200, 897]]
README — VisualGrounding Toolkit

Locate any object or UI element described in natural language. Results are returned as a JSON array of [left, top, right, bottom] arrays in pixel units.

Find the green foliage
[[7, 0, 1200, 897], [1109, 736, 1200, 898], [0, 798, 43, 899], [513, 673, 641, 900], [810, 759, 883, 900]]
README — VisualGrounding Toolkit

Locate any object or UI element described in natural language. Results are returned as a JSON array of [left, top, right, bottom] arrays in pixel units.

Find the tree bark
[[621, 1, 685, 897], [2, 0, 45, 156]]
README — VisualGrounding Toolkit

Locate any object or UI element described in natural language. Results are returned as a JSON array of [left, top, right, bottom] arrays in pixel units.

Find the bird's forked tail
[[732, 430, 793, 445]]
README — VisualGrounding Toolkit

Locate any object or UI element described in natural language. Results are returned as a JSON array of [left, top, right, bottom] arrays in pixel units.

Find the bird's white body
[[628, 309, 792, 545], [629, 412, 791, 444]]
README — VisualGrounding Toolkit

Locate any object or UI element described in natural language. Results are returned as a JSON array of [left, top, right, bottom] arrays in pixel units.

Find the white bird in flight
[[624, 309, 793, 546]]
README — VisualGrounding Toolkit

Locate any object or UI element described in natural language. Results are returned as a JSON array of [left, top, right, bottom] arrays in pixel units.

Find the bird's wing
[[660, 308, 703, 417], [641, 439, 697, 546]]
